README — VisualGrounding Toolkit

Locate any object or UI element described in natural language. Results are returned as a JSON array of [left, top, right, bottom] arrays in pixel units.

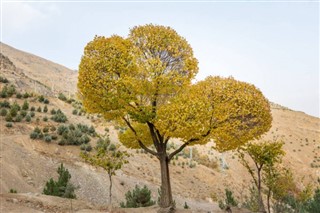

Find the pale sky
[[1, 1, 319, 117]]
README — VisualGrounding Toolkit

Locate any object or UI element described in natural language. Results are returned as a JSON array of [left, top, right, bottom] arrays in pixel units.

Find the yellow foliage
[[156, 76, 272, 151]]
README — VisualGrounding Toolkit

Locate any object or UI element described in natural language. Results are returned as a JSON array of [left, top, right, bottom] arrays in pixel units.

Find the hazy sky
[[1, 1, 319, 117]]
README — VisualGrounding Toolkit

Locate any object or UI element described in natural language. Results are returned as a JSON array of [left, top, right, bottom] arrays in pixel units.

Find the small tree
[[80, 145, 128, 204], [43, 163, 76, 199], [22, 100, 29, 110], [120, 185, 156, 208], [238, 140, 285, 212]]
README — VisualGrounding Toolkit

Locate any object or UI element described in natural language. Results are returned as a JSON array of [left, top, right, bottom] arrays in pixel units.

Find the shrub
[[23, 92, 30, 99], [5, 122, 13, 128], [44, 99, 49, 104], [43, 163, 76, 199], [43, 126, 49, 133], [5, 114, 13, 122], [51, 110, 67, 123], [25, 115, 31, 122], [38, 95, 45, 102], [9, 189, 17, 193], [57, 125, 68, 135], [0, 108, 7, 116], [50, 109, 56, 114], [0, 89, 7, 98], [30, 131, 39, 139], [58, 93, 67, 101], [9, 108, 18, 117], [15, 115, 23, 122], [184, 202, 190, 209], [58, 139, 66, 146], [16, 93, 22, 99], [20, 110, 27, 118], [43, 116, 48, 122], [22, 100, 29, 110], [50, 126, 56, 132], [44, 135, 52, 142], [72, 109, 78, 115], [37, 106, 42, 112], [30, 111, 35, 117], [80, 143, 92, 152], [0, 76, 9, 83], [80, 134, 90, 144], [109, 143, 116, 151], [30, 106, 35, 111], [96, 138, 110, 150], [120, 185, 155, 208], [0, 101, 10, 108], [219, 189, 238, 210], [7, 85, 16, 97], [51, 134, 58, 140], [43, 105, 48, 113]]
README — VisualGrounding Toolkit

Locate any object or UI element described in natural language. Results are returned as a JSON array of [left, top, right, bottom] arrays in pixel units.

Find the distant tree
[[22, 100, 29, 110], [43, 105, 48, 113], [80, 146, 128, 204], [43, 163, 76, 199], [238, 140, 285, 213], [78, 24, 272, 211]]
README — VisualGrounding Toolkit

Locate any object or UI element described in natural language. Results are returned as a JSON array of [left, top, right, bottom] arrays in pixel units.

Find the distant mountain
[[1, 42, 78, 96]]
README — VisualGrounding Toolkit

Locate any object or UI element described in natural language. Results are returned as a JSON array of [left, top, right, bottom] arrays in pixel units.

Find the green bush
[[109, 143, 116, 151], [51, 110, 67, 123], [0, 76, 9, 83], [219, 188, 238, 210], [37, 106, 42, 112], [9, 189, 17, 193], [15, 115, 23, 122], [120, 185, 155, 208], [7, 85, 16, 97], [44, 99, 49, 104], [58, 93, 67, 101], [0, 108, 7, 116], [22, 100, 29, 110], [96, 138, 110, 150], [0, 101, 10, 108], [57, 125, 68, 135], [43, 116, 48, 122], [20, 110, 27, 117], [5, 114, 13, 122], [43, 163, 76, 199], [80, 143, 92, 152], [38, 95, 45, 102], [50, 109, 57, 114], [30, 111, 35, 117], [43, 105, 48, 113], [72, 109, 78, 115], [184, 202, 190, 209], [25, 115, 31, 122], [6, 122, 13, 128], [43, 126, 49, 133], [9, 108, 18, 117], [16, 93, 22, 99], [23, 92, 30, 99], [30, 106, 35, 111], [44, 135, 52, 142]]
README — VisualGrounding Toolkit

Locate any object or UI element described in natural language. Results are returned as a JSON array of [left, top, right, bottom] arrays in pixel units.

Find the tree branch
[[122, 117, 158, 156], [168, 138, 198, 161]]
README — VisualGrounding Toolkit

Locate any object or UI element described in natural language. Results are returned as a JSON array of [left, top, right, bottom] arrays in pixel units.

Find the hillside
[[0, 43, 319, 213]]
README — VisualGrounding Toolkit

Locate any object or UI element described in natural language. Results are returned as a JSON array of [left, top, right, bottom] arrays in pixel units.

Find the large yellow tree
[[78, 24, 272, 212]]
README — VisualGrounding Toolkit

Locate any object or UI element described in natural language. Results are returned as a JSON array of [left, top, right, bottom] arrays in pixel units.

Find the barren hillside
[[0, 43, 319, 212]]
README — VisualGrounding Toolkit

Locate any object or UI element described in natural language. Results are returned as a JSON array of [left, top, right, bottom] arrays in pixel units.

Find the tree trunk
[[108, 173, 112, 205], [257, 169, 266, 213], [158, 154, 175, 213], [267, 188, 271, 213]]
